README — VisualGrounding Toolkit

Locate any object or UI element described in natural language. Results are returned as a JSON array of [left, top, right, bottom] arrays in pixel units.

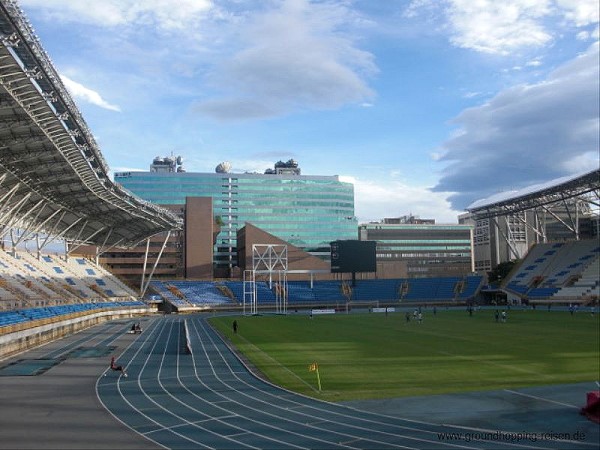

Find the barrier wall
[[0, 308, 150, 359]]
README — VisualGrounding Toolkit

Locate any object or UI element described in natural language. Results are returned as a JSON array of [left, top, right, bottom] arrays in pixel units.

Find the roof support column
[[140, 238, 151, 297], [8, 200, 46, 248], [492, 216, 520, 261], [37, 212, 74, 256], [0, 192, 33, 243], [511, 207, 545, 243], [0, 183, 23, 222], [540, 204, 578, 239]]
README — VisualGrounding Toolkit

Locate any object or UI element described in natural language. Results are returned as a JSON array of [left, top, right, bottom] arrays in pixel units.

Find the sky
[[18, 0, 600, 224]]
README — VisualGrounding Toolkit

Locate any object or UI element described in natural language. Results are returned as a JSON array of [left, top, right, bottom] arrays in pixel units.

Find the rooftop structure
[[381, 215, 436, 225], [150, 154, 185, 173], [265, 159, 301, 175]]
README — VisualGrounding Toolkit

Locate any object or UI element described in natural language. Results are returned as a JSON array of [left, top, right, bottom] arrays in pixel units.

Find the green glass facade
[[114, 171, 357, 268]]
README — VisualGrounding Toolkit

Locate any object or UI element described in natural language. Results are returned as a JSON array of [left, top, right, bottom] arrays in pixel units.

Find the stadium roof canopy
[[466, 169, 600, 219], [0, 1, 181, 251]]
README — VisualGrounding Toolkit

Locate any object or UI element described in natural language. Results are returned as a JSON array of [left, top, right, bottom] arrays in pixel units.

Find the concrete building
[[358, 218, 474, 278]]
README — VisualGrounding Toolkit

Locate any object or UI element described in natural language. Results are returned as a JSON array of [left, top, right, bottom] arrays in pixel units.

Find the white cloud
[[433, 42, 600, 209], [562, 152, 600, 173], [577, 30, 591, 41], [60, 75, 121, 112], [446, 0, 553, 55], [526, 58, 543, 66], [20, 0, 215, 30], [555, 0, 600, 27], [406, 0, 600, 55], [194, 0, 376, 120], [340, 175, 461, 224], [577, 25, 600, 41]]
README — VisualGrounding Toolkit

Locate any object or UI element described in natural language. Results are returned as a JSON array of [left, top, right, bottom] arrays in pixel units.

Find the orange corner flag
[[308, 362, 321, 391]]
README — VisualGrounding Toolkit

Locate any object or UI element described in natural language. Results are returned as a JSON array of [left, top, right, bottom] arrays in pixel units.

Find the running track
[[96, 315, 596, 450]]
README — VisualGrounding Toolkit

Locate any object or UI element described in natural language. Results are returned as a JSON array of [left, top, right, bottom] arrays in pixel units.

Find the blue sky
[[19, 0, 599, 223]]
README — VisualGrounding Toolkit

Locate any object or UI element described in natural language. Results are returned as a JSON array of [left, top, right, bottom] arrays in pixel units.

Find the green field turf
[[209, 309, 600, 402]]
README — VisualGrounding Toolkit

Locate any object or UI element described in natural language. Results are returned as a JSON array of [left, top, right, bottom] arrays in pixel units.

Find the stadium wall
[[0, 307, 149, 359]]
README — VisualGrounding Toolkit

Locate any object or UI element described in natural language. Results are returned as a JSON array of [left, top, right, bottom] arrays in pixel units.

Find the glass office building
[[114, 159, 357, 271]]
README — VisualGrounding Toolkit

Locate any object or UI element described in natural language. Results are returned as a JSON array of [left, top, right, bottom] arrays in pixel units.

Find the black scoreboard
[[330, 240, 376, 273]]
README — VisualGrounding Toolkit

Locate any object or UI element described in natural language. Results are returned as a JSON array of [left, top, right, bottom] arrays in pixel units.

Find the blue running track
[[96, 315, 597, 449]]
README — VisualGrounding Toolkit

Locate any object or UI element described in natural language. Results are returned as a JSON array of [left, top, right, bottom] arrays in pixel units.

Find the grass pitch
[[209, 309, 600, 402]]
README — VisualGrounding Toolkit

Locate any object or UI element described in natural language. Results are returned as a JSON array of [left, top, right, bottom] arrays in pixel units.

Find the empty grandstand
[[503, 239, 599, 304], [146, 275, 484, 312]]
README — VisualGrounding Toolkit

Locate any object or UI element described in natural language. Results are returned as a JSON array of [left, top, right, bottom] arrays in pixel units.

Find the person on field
[[233, 320, 238, 334], [110, 356, 127, 377]]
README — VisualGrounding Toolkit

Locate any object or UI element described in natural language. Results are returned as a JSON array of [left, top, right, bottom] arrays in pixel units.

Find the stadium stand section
[[0, 249, 136, 308], [168, 281, 234, 307], [0, 249, 150, 358], [504, 239, 599, 302], [148, 280, 194, 310], [150, 275, 484, 311]]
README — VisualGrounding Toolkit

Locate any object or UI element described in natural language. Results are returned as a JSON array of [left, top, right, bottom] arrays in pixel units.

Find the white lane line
[[184, 318, 329, 449], [503, 389, 579, 409], [116, 319, 213, 449], [135, 319, 237, 449]]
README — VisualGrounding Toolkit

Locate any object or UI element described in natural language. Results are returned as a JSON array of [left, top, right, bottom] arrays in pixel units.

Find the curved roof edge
[[0, 0, 181, 248], [467, 168, 600, 211]]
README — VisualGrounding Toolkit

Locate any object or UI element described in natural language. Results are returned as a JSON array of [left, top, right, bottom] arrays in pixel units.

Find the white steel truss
[[243, 269, 256, 315], [251, 244, 288, 313]]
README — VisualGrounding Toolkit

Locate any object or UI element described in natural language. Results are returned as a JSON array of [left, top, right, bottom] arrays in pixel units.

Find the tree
[[487, 260, 519, 285]]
